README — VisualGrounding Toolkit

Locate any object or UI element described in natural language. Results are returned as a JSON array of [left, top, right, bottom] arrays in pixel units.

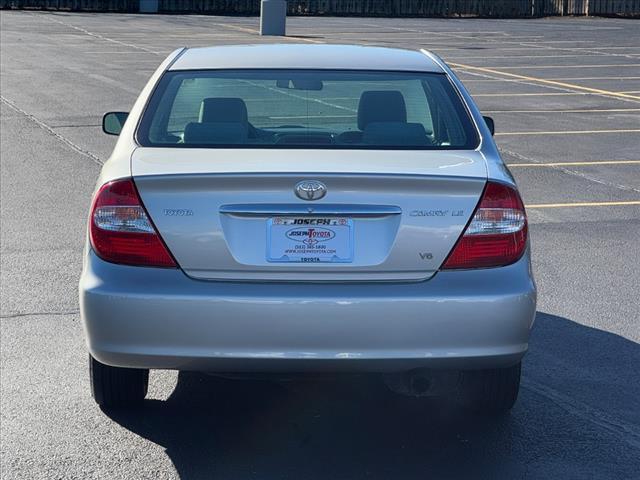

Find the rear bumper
[[79, 250, 536, 372]]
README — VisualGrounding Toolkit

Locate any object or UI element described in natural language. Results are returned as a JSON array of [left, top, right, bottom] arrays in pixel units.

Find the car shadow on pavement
[[106, 312, 640, 479]]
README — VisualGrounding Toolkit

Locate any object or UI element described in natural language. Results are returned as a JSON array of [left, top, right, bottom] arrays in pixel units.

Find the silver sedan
[[80, 44, 536, 413]]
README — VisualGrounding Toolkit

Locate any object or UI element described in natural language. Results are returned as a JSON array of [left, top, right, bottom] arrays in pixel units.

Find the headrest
[[183, 122, 248, 144], [199, 97, 248, 124], [357, 91, 407, 131], [362, 122, 429, 146]]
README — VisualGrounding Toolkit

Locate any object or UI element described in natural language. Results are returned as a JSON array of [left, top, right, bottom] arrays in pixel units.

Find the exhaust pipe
[[383, 369, 460, 397]]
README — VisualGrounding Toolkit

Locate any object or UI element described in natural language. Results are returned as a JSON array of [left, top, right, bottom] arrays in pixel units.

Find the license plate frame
[[266, 217, 354, 263]]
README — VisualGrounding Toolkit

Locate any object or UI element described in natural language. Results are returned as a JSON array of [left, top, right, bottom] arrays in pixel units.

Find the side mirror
[[102, 112, 129, 136], [483, 116, 495, 136]]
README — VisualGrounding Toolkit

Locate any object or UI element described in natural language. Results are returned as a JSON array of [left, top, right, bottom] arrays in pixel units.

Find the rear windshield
[[137, 69, 479, 150]]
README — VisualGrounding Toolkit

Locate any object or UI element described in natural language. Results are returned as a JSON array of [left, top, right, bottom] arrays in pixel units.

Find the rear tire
[[89, 355, 149, 409], [460, 362, 521, 414]]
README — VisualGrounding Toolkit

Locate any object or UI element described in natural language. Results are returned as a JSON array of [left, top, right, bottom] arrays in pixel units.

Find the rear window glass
[[137, 69, 479, 150]]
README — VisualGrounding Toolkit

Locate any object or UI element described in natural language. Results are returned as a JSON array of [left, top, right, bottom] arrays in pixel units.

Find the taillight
[[442, 181, 527, 269], [89, 178, 177, 268]]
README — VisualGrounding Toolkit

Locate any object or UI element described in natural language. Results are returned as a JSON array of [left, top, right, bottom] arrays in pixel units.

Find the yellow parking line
[[527, 201, 640, 208], [475, 92, 588, 97], [213, 24, 259, 34], [547, 76, 640, 80], [508, 160, 640, 167], [211, 23, 322, 42], [212, 22, 323, 43], [454, 47, 640, 53], [286, 36, 324, 44], [455, 63, 640, 69], [496, 129, 640, 136], [508, 40, 595, 44], [450, 62, 640, 101]]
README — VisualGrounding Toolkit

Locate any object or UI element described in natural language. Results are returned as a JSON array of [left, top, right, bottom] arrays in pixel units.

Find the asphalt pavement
[[1, 11, 639, 480]]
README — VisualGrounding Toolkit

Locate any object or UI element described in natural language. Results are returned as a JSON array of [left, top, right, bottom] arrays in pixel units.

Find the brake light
[[442, 181, 527, 269], [89, 178, 177, 268]]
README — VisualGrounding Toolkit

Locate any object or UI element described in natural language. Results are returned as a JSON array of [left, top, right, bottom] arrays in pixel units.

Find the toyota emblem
[[295, 180, 327, 201]]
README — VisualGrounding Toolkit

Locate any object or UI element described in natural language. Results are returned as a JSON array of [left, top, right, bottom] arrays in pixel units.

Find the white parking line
[[36, 13, 162, 56]]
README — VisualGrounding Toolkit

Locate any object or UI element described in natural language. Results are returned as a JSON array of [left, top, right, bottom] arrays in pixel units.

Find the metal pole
[[260, 0, 287, 36]]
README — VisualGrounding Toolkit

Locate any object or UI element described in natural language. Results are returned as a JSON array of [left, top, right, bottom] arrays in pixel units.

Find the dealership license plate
[[267, 217, 353, 263]]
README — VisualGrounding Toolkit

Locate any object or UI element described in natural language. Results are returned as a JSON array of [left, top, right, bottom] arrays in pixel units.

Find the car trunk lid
[[132, 148, 486, 281]]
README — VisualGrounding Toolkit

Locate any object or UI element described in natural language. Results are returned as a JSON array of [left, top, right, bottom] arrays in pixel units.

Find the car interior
[[181, 90, 433, 147]]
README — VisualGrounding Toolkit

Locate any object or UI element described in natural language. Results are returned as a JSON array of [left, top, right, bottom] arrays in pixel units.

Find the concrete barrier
[[260, 0, 286, 36]]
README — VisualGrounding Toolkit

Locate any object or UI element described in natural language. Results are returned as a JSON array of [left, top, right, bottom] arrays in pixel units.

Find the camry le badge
[[295, 180, 327, 201]]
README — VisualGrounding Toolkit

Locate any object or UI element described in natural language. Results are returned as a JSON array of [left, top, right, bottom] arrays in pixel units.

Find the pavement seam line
[[450, 62, 640, 102], [1, 96, 104, 166]]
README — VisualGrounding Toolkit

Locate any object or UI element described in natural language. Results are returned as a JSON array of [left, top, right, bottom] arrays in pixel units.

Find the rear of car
[[80, 45, 536, 412]]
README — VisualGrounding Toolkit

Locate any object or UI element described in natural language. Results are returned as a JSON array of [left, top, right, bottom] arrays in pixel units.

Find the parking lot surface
[[1, 11, 639, 479]]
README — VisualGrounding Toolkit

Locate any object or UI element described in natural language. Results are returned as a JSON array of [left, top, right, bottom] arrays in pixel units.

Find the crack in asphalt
[[0, 95, 104, 166], [523, 378, 640, 449], [50, 124, 102, 128]]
